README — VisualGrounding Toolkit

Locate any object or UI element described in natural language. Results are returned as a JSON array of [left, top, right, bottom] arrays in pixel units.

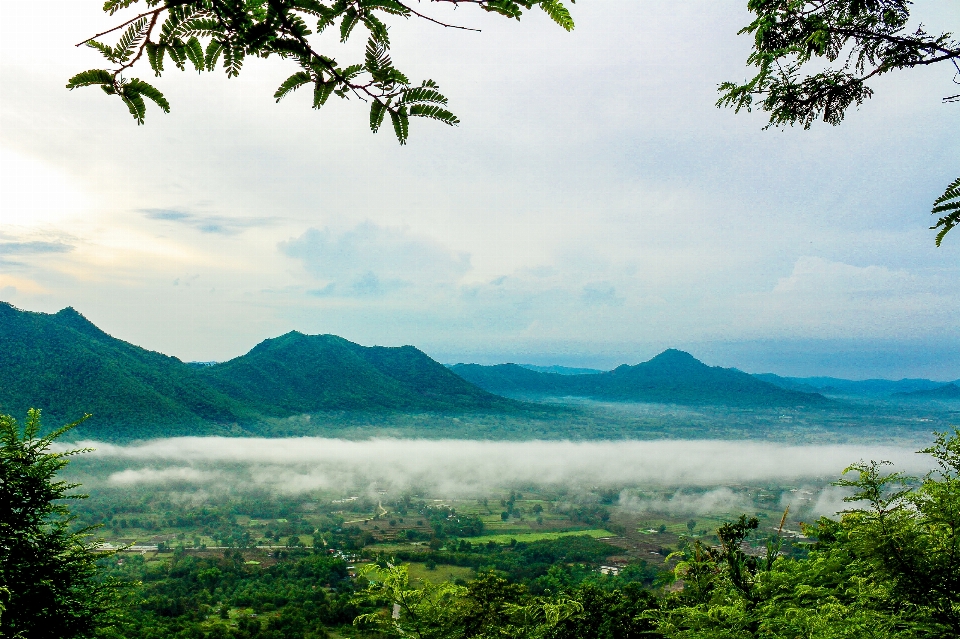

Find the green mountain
[[0, 303, 515, 439], [451, 349, 830, 407], [0, 303, 248, 439], [200, 331, 512, 413]]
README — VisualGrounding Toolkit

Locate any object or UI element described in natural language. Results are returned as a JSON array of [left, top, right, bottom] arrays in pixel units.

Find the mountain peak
[[646, 349, 704, 368]]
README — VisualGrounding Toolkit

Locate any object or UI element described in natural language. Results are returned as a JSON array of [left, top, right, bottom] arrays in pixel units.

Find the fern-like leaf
[[184, 36, 204, 72], [389, 105, 409, 144], [370, 98, 387, 132], [340, 8, 360, 42], [66, 69, 115, 90], [85, 39, 119, 64], [313, 79, 337, 107], [932, 176, 960, 246], [274, 71, 313, 101], [408, 103, 458, 125], [146, 42, 165, 75], [120, 83, 148, 124], [484, 0, 524, 20], [400, 86, 448, 105], [127, 78, 170, 112], [204, 40, 223, 71], [538, 0, 574, 31], [114, 17, 149, 63]]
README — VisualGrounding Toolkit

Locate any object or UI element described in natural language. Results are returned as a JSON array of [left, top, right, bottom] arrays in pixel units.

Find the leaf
[[274, 71, 313, 101], [120, 84, 148, 124], [408, 103, 459, 125], [184, 37, 204, 72], [369, 98, 387, 132], [389, 105, 409, 144], [85, 39, 119, 64], [931, 176, 960, 247], [484, 0, 524, 20], [313, 79, 337, 107], [146, 42, 165, 75], [340, 8, 360, 42], [400, 86, 448, 106], [66, 69, 114, 90], [538, 0, 574, 31], [127, 78, 170, 113], [204, 40, 223, 72]]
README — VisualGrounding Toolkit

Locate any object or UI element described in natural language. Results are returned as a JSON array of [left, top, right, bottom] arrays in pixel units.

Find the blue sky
[[1, 1, 958, 378]]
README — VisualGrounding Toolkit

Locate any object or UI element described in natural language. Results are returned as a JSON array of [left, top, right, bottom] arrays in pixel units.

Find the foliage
[[69, 0, 575, 142], [0, 410, 121, 638], [721, 1, 960, 244], [654, 428, 960, 638]]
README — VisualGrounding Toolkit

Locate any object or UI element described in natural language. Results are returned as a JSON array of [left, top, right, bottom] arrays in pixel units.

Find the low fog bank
[[59, 438, 934, 503]]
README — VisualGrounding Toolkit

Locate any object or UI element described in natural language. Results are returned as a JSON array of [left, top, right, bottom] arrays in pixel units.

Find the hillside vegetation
[[0, 303, 515, 439]]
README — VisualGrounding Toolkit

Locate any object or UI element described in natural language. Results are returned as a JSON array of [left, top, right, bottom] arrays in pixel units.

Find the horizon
[[8, 300, 958, 383]]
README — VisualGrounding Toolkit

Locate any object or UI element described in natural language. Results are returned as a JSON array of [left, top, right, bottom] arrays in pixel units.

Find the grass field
[[406, 561, 475, 585], [463, 529, 615, 545]]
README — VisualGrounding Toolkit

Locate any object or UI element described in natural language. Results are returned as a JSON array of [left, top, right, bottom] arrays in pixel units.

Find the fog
[[61, 437, 934, 505]]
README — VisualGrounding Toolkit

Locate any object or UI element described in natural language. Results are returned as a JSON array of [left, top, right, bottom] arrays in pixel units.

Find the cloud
[[141, 209, 275, 235], [0, 241, 74, 265], [65, 438, 935, 498], [280, 223, 471, 298], [772, 257, 917, 296]]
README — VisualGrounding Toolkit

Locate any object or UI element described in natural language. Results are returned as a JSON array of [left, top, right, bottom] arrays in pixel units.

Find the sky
[[1, 1, 959, 379]]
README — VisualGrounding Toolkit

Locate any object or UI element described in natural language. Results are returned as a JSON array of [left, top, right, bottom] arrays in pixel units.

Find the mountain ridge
[[451, 350, 831, 407], [0, 303, 517, 439]]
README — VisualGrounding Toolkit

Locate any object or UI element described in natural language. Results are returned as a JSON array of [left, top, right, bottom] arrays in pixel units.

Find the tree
[[67, 0, 575, 143], [0, 410, 120, 639], [720, 1, 960, 244]]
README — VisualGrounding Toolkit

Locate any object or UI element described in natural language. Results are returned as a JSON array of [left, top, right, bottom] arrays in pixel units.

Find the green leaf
[[66, 69, 114, 90], [408, 103, 459, 125], [389, 105, 409, 144], [313, 79, 337, 107], [146, 42, 165, 75], [370, 98, 387, 132], [484, 0, 524, 20], [400, 86, 448, 106], [85, 39, 119, 64], [184, 37, 204, 72], [538, 0, 574, 31], [127, 78, 170, 113], [931, 176, 960, 247], [340, 8, 360, 42], [274, 71, 313, 101], [204, 40, 223, 72]]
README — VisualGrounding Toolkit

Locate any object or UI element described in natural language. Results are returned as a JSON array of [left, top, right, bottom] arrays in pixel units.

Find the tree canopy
[[719, 0, 960, 244], [67, 0, 575, 143], [0, 410, 121, 638]]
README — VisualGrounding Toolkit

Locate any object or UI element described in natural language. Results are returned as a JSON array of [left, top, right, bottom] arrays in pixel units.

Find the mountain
[[0, 302, 248, 439], [451, 349, 830, 407], [0, 303, 516, 439], [200, 331, 511, 413], [892, 383, 960, 400], [755, 373, 947, 397], [518, 364, 605, 375]]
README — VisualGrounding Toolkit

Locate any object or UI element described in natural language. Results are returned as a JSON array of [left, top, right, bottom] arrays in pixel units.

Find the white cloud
[[69, 437, 934, 497], [280, 223, 471, 297]]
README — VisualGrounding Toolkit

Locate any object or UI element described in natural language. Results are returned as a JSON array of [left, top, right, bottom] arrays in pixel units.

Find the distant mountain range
[[6, 302, 959, 441], [754, 373, 960, 399], [0, 303, 514, 439], [450, 350, 831, 407]]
